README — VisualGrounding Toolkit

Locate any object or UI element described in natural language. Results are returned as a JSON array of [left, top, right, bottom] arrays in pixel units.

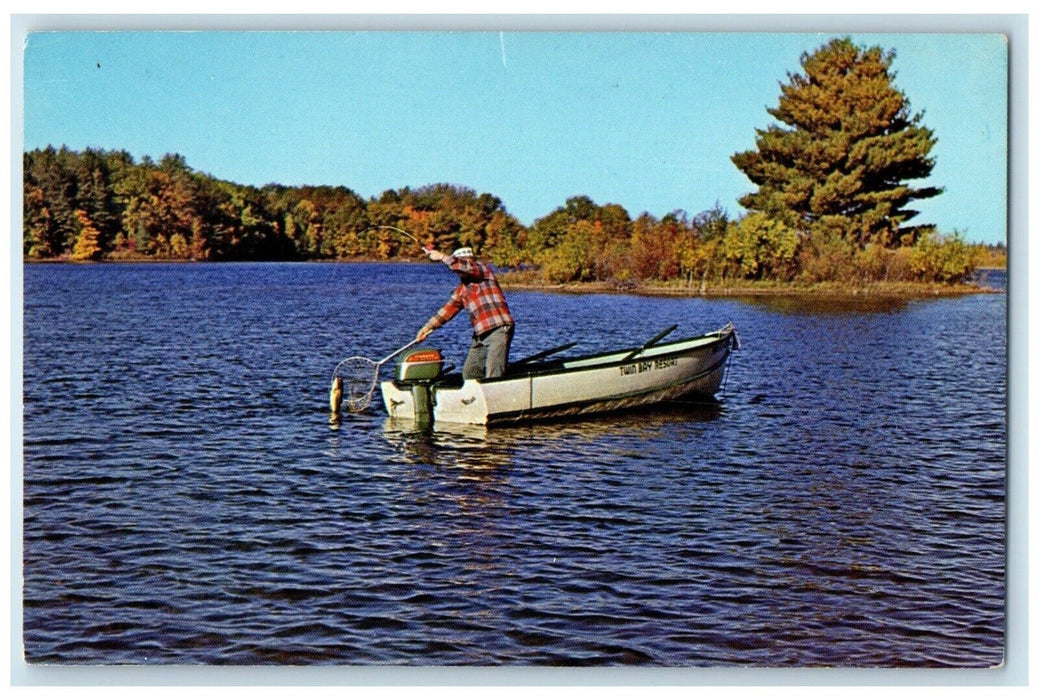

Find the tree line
[[24, 38, 1003, 285], [23, 147, 521, 265]]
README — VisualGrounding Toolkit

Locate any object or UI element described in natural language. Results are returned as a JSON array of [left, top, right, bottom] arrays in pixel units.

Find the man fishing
[[416, 246, 515, 379]]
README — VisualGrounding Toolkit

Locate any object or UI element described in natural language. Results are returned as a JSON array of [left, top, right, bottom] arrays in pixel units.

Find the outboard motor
[[395, 347, 444, 427]]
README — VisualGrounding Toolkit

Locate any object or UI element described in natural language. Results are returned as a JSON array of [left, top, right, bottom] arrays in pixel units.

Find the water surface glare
[[22, 263, 1006, 666]]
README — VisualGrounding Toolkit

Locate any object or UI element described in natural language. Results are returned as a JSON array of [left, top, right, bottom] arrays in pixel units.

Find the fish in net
[[331, 356, 382, 413]]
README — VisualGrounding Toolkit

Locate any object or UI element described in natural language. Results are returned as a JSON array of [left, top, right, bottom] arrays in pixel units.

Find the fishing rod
[[366, 225, 422, 246]]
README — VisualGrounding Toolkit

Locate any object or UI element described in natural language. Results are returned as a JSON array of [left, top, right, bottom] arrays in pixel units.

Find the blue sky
[[21, 30, 1008, 243]]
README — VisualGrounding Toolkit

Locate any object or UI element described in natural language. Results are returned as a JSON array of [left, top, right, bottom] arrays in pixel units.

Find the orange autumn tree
[[69, 209, 103, 261]]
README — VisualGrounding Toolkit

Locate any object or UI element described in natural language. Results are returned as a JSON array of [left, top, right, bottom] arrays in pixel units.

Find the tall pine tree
[[731, 37, 943, 248]]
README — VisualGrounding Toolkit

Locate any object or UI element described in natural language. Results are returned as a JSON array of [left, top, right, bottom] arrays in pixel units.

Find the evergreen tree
[[23, 147, 79, 255], [23, 184, 53, 258], [75, 148, 121, 251], [731, 37, 943, 248]]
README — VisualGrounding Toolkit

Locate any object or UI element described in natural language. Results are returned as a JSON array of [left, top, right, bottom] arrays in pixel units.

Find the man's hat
[[452, 247, 474, 258]]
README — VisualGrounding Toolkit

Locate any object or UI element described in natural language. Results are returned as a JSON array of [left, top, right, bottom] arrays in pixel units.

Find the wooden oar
[[510, 341, 578, 367], [621, 325, 679, 362]]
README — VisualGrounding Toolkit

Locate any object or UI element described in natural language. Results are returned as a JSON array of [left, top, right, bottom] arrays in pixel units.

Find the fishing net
[[329, 339, 421, 416], [332, 356, 381, 412]]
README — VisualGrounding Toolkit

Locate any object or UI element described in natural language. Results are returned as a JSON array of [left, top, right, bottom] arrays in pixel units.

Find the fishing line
[[326, 225, 426, 419], [328, 226, 421, 305]]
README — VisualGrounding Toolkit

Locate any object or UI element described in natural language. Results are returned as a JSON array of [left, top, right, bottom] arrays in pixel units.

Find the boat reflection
[[380, 399, 725, 469]]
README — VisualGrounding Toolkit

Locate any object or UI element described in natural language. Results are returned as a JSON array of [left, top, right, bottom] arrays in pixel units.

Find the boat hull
[[381, 324, 737, 426]]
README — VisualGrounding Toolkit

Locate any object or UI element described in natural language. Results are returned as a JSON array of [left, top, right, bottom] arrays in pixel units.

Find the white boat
[[380, 323, 739, 426]]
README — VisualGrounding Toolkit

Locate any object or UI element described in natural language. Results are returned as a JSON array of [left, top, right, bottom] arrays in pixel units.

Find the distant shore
[[496, 271, 1004, 300], [23, 256, 1005, 299]]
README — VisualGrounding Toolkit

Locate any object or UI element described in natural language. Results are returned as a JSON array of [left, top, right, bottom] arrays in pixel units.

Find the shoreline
[[498, 281, 1000, 300], [497, 273, 1004, 300], [23, 257, 1004, 299]]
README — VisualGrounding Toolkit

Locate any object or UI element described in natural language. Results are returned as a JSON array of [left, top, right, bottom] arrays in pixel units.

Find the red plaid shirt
[[422, 256, 514, 337]]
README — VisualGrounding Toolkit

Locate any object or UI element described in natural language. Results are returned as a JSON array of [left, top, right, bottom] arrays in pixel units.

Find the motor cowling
[[396, 348, 444, 382]]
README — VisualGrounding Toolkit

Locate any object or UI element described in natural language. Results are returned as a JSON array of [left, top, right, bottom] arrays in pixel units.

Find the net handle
[[377, 338, 422, 366], [332, 338, 421, 380]]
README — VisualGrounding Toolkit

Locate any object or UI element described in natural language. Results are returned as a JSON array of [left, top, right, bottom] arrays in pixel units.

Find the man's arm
[[445, 255, 484, 280], [416, 287, 464, 341], [424, 246, 484, 281]]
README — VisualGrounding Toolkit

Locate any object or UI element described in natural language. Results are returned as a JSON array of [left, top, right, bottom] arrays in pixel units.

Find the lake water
[[21, 262, 1006, 667]]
